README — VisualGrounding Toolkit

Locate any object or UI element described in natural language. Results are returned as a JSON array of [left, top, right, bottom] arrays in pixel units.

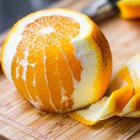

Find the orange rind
[[119, 54, 140, 117], [69, 66, 134, 125], [1, 9, 112, 113], [69, 54, 140, 125]]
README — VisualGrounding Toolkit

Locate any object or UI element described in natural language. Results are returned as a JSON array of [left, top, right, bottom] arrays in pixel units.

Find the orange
[[1, 9, 112, 113], [117, 0, 140, 19]]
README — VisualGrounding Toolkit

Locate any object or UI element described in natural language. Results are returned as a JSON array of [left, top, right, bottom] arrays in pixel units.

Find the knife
[[81, 0, 119, 21]]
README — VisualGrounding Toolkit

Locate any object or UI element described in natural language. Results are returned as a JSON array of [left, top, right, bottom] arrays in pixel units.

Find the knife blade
[[81, 0, 119, 21]]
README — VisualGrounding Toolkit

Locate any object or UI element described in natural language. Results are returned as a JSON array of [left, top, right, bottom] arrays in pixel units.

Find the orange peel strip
[[69, 54, 140, 125], [119, 54, 140, 117], [69, 65, 134, 125]]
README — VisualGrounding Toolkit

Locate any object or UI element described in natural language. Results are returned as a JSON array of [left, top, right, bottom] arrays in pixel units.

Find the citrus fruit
[[117, 0, 140, 19], [1, 9, 112, 113]]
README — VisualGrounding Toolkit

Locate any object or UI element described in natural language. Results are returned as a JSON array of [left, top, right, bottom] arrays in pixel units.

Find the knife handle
[[108, 0, 119, 9]]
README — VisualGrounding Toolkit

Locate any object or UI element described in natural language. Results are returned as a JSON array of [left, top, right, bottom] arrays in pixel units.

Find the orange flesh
[[11, 16, 82, 112]]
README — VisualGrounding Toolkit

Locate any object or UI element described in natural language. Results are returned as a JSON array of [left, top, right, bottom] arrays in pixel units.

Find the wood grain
[[0, 0, 140, 140]]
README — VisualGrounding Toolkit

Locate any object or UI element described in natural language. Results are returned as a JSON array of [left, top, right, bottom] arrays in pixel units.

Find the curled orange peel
[[69, 54, 140, 125], [119, 54, 140, 117]]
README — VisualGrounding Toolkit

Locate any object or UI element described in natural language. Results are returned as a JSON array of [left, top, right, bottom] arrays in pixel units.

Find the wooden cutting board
[[0, 0, 140, 140]]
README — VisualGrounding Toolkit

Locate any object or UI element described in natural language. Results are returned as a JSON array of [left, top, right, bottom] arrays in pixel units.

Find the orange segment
[[60, 37, 83, 81], [11, 40, 31, 100], [26, 37, 54, 111]]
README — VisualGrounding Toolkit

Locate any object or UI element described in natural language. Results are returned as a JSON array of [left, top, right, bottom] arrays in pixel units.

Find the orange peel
[[119, 54, 140, 117], [69, 54, 140, 125], [69, 66, 134, 125]]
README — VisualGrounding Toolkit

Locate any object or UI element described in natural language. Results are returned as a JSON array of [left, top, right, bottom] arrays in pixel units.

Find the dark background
[[0, 0, 58, 33]]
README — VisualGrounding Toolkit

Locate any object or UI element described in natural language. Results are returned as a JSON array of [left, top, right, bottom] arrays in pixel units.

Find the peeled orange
[[1, 9, 112, 113]]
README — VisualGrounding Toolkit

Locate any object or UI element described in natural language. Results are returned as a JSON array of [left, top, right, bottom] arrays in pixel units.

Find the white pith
[[75, 54, 140, 124], [125, 111, 140, 117], [39, 26, 55, 34], [72, 39, 99, 109], [75, 97, 108, 122], [71, 55, 140, 122]]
